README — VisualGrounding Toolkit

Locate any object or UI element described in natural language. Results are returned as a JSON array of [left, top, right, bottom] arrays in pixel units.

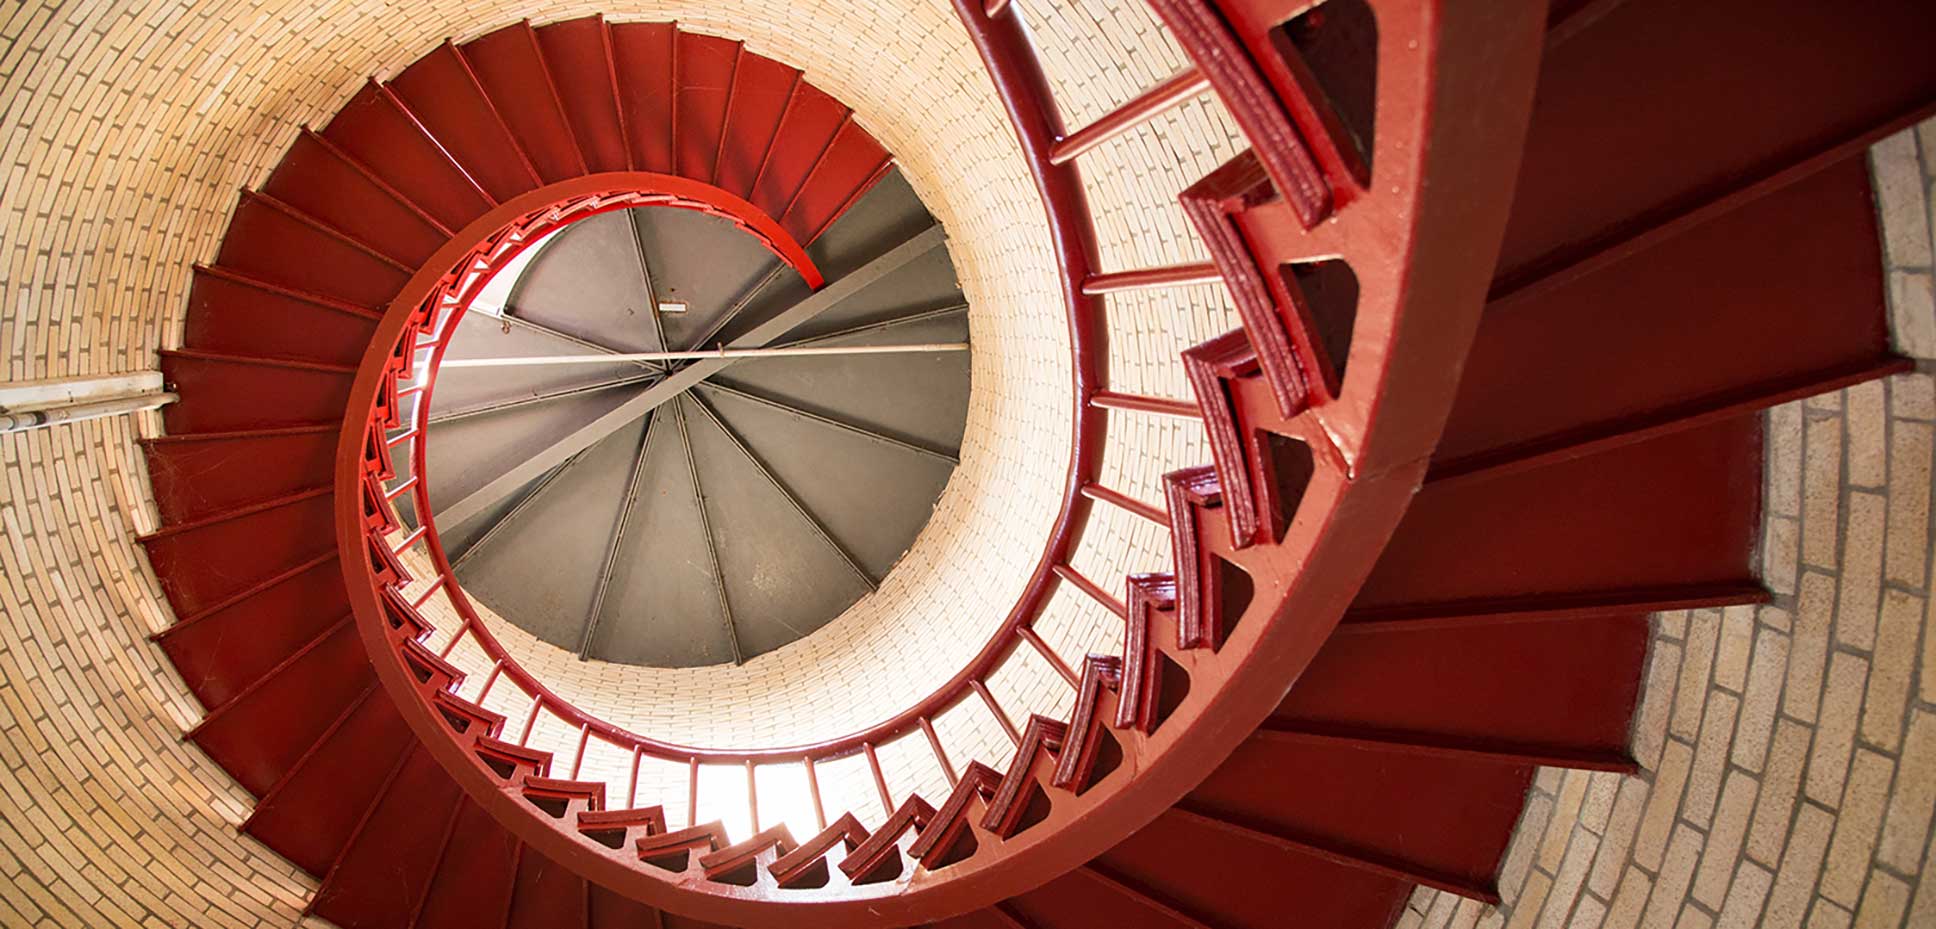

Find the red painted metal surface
[[137, 3, 1933, 927], [316, 3, 1548, 924]]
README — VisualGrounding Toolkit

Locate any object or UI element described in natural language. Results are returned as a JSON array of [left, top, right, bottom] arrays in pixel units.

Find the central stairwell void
[[135, 1, 1936, 927]]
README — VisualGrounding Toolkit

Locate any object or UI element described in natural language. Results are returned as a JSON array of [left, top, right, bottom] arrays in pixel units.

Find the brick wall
[[1399, 120, 1936, 929]]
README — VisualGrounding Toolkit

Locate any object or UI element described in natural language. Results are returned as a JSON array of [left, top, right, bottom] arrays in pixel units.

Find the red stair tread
[[460, 22, 588, 183], [244, 693, 413, 875], [609, 21, 677, 175], [587, 882, 671, 929], [675, 31, 739, 183], [180, 267, 377, 370], [143, 425, 335, 525], [536, 16, 629, 174], [159, 350, 356, 434], [157, 595, 348, 715], [213, 194, 412, 309], [504, 842, 588, 929], [260, 131, 446, 268], [187, 620, 375, 797], [1496, 0, 1936, 281], [311, 748, 466, 929], [414, 801, 522, 929], [1094, 813, 1413, 929], [389, 43, 539, 204], [321, 82, 493, 233], [1275, 612, 1649, 754], [713, 52, 799, 199], [1186, 736, 1531, 893], [1444, 158, 1894, 468], [780, 121, 890, 245], [748, 82, 847, 224], [1357, 416, 1761, 610], [140, 489, 337, 619]]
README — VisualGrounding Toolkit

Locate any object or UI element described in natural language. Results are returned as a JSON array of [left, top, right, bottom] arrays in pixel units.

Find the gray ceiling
[[413, 171, 971, 667]]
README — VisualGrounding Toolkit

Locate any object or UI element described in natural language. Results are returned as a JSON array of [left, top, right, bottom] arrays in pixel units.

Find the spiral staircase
[[131, 1, 1936, 928]]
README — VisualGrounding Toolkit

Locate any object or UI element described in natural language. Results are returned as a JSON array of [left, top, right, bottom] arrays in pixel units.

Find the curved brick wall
[[3, 0, 1929, 924]]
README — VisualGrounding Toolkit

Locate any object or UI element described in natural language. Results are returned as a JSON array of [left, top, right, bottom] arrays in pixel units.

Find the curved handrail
[[336, 2, 1548, 925]]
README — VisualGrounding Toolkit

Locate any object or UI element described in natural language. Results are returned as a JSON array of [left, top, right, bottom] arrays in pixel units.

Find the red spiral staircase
[[134, 2, 1936, 928]]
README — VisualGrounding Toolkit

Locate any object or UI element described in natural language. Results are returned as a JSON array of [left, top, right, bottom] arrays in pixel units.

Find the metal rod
[[1090, 390, 1200, 419], [686, 757, 701, 828], [427, 371, 660, 425], [440, 342, 970, 368], [745, 760, 760, 833], [1017, 625, 1079, 689], [698, 380, 960, 465], [1081, 262, 1222, 295], [1052, 563, 1129, 618], [627, 747, 642, 809], [768, 303, 969, 351], [972, 679, 1021, 746], [1050, 67, 1210, 165], [1080, 482, 1171, 528], [570, 723, 591, 779], [494, 311, 664, 373], [686, 392, 877, 591], [804, 756, 827, 831], [863, 742, 893, 818], [919, 716, 958, 787], [677, 398, 743, 666], [578, 412, 658, 659], [0, 391, 177, 434]]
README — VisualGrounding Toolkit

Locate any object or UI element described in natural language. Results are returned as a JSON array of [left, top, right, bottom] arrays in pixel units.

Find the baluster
[[517, 698, 542, 745], [1089, 390, 1201, 419], [919, 716, 958, 787], [687, 758, 701, 829], [1018, 625, 1079, 689], [474, 659, 504, 703], [1050, 66, 1211, 165], [863, 743, 893, 818], [746, 761, 761, 833], [569, 723, 590, 780], [804, 757, 827, 832], [626, 747, 642, 809], [971, 679, 1021, 746]]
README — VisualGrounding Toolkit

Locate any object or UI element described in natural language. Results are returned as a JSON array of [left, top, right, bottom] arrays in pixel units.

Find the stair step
[[459, 21, 589, 183], [321, 80, 493, 233], [212, 191, 413, 308], [1084, 814, 1411, 929], [713, 52, 801, 200], [1277, 611, 1650, 761], [607, 22, 677, 174], [142, 422, 335, 524], [181, 261, 386, 367], [158, 348, 356, 434], [261, 130, 447, 268], [748, 81, 847, 231], [310, 748, 466, 929], [1359, 416, 1761, 610], [412, 801, 521, 929], [1186, 733, 1531, 899], [535, 16, 629, 174], [139, 484, 337, 618], [674, 31, 740, 183], [504, 845, 587, 929], [186, 619, 373, 796], [243, 689, 412, 875], [389, 42, 542, 203]]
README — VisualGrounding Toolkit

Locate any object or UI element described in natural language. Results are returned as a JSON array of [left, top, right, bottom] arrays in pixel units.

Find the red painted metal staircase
[[135, 3, 1936, 928]]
